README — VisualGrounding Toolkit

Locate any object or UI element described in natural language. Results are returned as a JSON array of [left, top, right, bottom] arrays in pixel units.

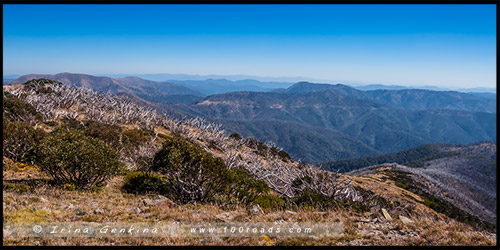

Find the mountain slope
[[7, 73, 204, 104], [276, 82, 496, 113], [185, 90, 496, 163], [346, 142, 497, 227]]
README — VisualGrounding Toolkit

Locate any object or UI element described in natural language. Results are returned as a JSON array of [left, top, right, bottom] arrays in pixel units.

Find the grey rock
[[75, 209, 86, 216], [39, 197, 48, 203], [133, 207, 142, 214], [381, 208, 392, 221], [399, 215, 414, 225], [275, 219, 286, 224], [94, 208, 104, 215], [248, 204, 264, 215], [40, 207, 52, 213], [142, 196, 178, 208], [154, 195, 168, 201], [142, 198, 155, 206], [215, 211, 240, 222], [358, 217, 371, 223]]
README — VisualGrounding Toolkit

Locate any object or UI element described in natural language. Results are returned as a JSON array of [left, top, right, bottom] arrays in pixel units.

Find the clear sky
[[3, 4, 497, 88]]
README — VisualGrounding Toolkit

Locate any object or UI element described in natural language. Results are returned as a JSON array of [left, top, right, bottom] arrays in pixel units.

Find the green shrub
[[278, 150, 291, 160], [150, 135, 271, 204], [80, 121, 123, 148], [245, 138, 269, 156], [22, 78, 62, 89], [34, 127, 123, 190], [151, 135, 229, 203], [290, 186, 370, 212], [122, 171, 171, 195], [291, 188, 336, 210], [3, 92, 43, 122], [229, 132, 242, 140], [3, 118, 47, 163], [395, 182, 408, 190], [63, 118, 153, 156], [3, 183, 33, 193], [226, 168, 270, 205], [63, 183, 76, 191], [254, 194, 285, 210]]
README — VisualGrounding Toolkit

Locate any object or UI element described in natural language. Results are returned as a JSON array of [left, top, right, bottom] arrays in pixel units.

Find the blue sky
[[3, 4, 496, 88]]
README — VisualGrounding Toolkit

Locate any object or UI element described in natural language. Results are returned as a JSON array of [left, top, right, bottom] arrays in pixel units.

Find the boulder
[[399, 215, 414, 225], [133, 207, 142, 214], [215, 211, 241, 222], [248, 204, 264, 215], [155, 195, 178, 208], [75, 209, 86, 216], [142, 196, 178, 208], [142, 198, 155, 206], [381, 208, 392, 221], [66, 203, 74, 210], [93, 208, 104, 215]]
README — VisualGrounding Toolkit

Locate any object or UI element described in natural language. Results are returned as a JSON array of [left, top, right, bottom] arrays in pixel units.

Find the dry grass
[[2, 160, 496, 246]]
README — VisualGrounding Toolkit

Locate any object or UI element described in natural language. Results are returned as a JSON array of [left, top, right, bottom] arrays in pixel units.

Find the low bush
[[122, 171, 171, 195], [34, 127, 123, 189], [3, 92, 43, 122], [254, 194, 285, 210], [229, 132, 242, 140], [226, 168, 270, 205], [150, 135, 271, 205], [3, 118, 47, 163], [3, 183, 33, 193]]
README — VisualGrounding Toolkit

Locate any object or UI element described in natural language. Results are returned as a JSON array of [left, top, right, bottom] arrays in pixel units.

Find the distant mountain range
[[5, 73, 496, 163], [5, 73, 495, 93], [6, 73, 204, 104], [166, 79, 292, 96], [183, 86, 495, 162], [352, 83, 496, 93], [275, 82, 496, 113], [95, 73, 315, 83]]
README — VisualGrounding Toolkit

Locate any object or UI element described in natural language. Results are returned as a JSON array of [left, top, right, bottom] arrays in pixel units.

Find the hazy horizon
[[3, 71, 496, 93]]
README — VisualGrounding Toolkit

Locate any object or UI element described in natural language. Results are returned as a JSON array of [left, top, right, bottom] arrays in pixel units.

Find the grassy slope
[[3, 160, 495, 246]]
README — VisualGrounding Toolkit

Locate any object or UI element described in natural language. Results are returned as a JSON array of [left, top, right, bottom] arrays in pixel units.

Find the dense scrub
[[33, 127, 123, 189], [3, 92, 43, 123], [320, 143, 459, 173], [244, 137, 291, 161], [3, 118, 47, 163], [124, 135, 272, 205], [122, 171, 170, 194]]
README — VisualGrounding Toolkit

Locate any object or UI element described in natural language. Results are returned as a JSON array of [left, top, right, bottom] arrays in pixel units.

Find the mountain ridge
[[185, 88, 496, 162], [7, 72, 204, 104], [277, 81, 496, 113]]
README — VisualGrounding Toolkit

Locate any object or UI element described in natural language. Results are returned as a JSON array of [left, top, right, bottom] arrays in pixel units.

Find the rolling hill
[[275, 82, 496, 113], [184, 88, 496, 163]]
